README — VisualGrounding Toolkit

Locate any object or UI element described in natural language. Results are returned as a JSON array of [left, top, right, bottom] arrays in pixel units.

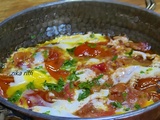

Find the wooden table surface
[[0, 0, 160, 22]]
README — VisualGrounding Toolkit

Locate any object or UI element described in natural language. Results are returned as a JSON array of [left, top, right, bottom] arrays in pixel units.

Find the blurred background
[[0, 0, 160, 22]]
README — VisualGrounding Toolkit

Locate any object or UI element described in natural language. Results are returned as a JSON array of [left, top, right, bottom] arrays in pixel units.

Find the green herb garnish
[[105, 83, 111, 88], [31, 35, 36, 39], [92, 74, 103, 86], [78, 89, 90, 101], [90, 33, 95, 38], [42, 50, 48, 59], [134, 103, 141, 110], [122, 92, 127, 100], [112, 55, 118, 61], [8, 90, 23, 103], [26, 82, 35, 90], [125, 49, 133, 57], [77, 74, 103, 101], [146, 68, 153, 74], [87, 43, 97, 48], [111, 102, 122, 108], [67, 71, 80, 81], [60, 59, 77, 71], [78, 81, 93, 89], [78, 74, 103, 89], [140, 71, 145, 74], [34, 66, 47, 74], [35, 66, 43, 69], [43, 78, 65, 92], [43, 111, 50, 115], [124, 107, 130, 111], [67, 47, 76, 54]]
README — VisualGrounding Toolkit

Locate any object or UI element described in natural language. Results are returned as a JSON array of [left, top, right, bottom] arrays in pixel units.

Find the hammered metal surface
[[0, 0, 160, 120]]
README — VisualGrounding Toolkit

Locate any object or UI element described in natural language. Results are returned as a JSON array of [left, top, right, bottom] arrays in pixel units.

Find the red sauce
[[74, 102, 115, 118], [0, 75, 14, 98]]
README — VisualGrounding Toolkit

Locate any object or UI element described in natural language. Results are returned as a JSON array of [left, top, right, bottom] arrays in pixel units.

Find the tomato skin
[[48, 48, 61, 60], [0, 75, 14, 98], [45, 48, 69, 80], [13, 52, 32, 66], [22, 90, 53, 108], [135, 78, 159, 91], [45, 60, 69, 80], [75, 102, 115, 118], [109, 83, 127, 103], [74, 43, 101, 57], [91, 62, 107, 73], [129, 42, 151, 52], [63, 83, 75, 100]]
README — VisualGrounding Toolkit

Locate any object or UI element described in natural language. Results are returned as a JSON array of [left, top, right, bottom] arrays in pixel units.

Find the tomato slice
[[74, 42, 101, 57], [13, 52, 32, 66], [21, 90, 53, 107], [129, 42, 151, 52], [45, 60, 69, 80], [75, 102, 115, 118], [45, 48, 69, 80], [91, 62, 107, 73], [52, 83, 75, 100], [0, 75, 14, 98], [63, 83, 75, 100]]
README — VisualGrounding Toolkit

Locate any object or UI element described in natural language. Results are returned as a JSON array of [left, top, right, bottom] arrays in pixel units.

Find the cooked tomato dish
[[0, 33, 160, 118]]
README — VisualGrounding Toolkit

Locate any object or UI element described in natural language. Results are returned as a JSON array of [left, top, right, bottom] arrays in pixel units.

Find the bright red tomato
[[0, 75, 14, 98], [74, 43, 102, 57], [45, 48, 69, 80], [91, 62, 107, 73], [45, 60, 69, 80]]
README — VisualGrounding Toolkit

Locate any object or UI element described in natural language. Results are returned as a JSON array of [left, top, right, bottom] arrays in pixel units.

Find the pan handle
[[145, 0, 156, 10]]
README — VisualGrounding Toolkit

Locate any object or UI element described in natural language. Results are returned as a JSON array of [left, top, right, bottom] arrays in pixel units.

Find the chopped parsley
[[87, 43, 97, 48], [43, 110, 50, 115], [77, 74, 103, 101], [42, 50, 48, 59], [43, 78, 65, 92], [134, 103, 141, 110], [122, 92, 127, 100], [35, 66, 43, 69], [105, 83, 111, 88], [78, 74, 103, 89], [60, 59, 77, 71], [31, 35, 36, 39], [66, 47, 76, 54], [8, 90, 23, 103], [125, 49, 133, 57], [112, 55, 118, 61], [140, 70, 145, 74], [34, 66, 47, 74], [78, 81, 93, 89], [67, 71, 80, 81], [78, 89, 90, 101], [140, 68, 153, 74], [26, 82, 35, 90], [146, 68, 153, 74], [124, 107, 130, 111], [90, 33, 95, 38], [111, 101, 122, 108], [92, 74, 103, 86]]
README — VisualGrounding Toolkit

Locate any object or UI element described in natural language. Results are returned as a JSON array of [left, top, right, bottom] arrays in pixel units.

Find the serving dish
[[0, 0, 160, 119]]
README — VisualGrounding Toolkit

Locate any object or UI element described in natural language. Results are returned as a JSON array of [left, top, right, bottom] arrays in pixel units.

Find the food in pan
[[0, 33, 160, 118]]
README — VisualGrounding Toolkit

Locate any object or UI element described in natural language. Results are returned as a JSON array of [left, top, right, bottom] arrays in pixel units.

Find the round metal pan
[[0, 0, 160, 119]]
